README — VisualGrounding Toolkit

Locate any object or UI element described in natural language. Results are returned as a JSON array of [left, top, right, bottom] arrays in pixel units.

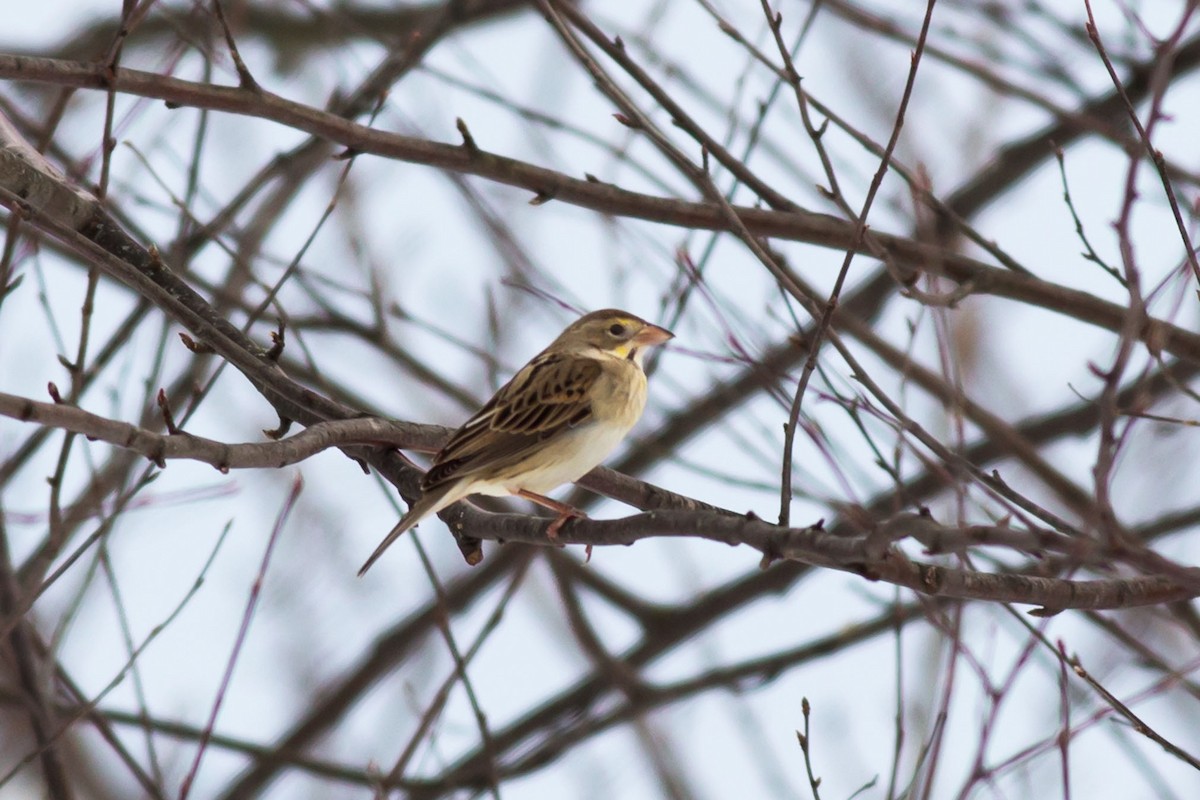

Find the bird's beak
[[634, 323, 674, 347]]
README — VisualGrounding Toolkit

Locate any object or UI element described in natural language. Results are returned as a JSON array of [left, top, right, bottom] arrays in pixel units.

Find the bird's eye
[[608, 323, 627, 337]]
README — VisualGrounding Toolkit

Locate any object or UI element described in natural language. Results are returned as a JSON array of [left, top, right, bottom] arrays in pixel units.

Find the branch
[[437, 504, 1200, 611], [0, 391, 438, 471], [3, 55, 1199, 366]]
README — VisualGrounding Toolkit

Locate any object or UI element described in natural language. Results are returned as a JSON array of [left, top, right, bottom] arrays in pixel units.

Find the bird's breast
[[589, 358, 648, 428], [497, 359, 648, 495]]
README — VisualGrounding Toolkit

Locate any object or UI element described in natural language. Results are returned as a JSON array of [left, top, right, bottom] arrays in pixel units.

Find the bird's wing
[[421, 353, 601, 491]]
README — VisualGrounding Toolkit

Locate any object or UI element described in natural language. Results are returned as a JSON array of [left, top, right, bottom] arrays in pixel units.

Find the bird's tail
[[357, 485, 459, 576]]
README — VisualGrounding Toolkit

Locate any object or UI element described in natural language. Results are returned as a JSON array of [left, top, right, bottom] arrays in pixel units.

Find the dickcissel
[[358, 309, 673, 575]]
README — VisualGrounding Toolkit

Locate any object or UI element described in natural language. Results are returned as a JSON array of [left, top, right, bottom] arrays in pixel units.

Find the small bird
[[358, 309, 674, 575]]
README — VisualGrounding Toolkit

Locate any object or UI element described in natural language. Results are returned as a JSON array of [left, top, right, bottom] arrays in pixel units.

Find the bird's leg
[[515, 489, 587, 539]]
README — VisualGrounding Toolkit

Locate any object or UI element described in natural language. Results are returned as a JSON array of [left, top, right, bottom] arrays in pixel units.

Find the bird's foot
[[516, 489, 587, 541], [546, 506, 587, 540]]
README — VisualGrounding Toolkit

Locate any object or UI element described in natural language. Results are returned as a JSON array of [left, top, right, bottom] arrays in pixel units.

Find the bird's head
[[552, 309, 674, 365]]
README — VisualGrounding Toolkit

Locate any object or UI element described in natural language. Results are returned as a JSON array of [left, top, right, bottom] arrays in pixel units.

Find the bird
[[358, 308, 674, 575]]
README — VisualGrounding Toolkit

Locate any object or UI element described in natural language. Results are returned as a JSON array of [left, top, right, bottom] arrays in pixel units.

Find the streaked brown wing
[[421, 353, 601, 491]]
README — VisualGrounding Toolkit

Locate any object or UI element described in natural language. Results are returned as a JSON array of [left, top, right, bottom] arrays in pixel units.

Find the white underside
[[414, 418, 638, 522], [472, 417, 634, 497]]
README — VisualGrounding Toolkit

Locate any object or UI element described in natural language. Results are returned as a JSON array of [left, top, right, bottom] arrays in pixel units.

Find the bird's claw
[[546, 508, 587, 540]]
